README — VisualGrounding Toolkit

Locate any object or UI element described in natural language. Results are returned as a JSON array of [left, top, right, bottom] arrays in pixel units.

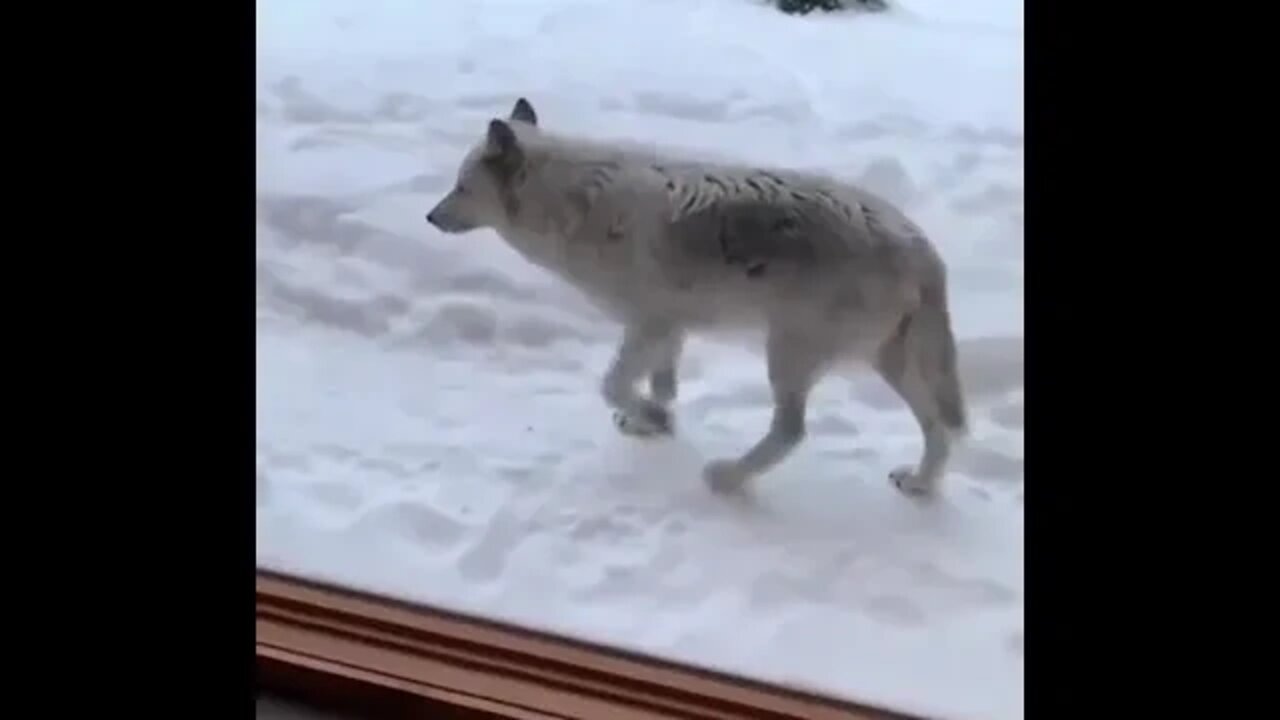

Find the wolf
[[426, 98, 967, 498]]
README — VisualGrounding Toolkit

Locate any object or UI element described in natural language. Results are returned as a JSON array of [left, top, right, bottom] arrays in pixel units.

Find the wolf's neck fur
[[504, 132, 642, 237], [482, 131, 670, 297]]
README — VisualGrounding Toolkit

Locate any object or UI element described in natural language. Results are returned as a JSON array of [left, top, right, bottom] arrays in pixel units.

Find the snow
[[255, 1, 1024, 719]]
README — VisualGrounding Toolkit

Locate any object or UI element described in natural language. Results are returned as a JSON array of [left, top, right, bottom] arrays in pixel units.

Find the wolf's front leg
[[603, 323, 681, 437], [648, 331, 684, 406]]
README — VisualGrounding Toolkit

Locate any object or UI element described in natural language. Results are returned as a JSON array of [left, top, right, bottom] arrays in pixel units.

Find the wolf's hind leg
[[603, 322, 680, 437], [874, 306, 967, 498], [703, 330, 832, 493]]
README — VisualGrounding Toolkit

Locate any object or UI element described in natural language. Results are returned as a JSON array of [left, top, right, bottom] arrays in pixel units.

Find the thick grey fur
[[427, 98, 968, 498]]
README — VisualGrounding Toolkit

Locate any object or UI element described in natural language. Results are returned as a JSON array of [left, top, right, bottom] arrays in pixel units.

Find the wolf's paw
[[703, 459, 748, 494], [612, 403, 673, 438], [889, 466, 937, 498]]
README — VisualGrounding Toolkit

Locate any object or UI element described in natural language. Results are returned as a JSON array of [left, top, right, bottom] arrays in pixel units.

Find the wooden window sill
[[256, 570, 917, 719]]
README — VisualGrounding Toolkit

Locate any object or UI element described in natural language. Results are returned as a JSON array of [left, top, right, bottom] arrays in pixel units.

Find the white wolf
[[427, 98, 967, 498]]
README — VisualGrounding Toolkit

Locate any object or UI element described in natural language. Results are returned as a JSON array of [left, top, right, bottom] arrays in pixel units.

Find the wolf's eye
[[456, 183, 469, 195]]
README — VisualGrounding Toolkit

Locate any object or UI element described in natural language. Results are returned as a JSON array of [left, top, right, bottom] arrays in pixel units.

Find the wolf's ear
[[481, 119, 522, 170], [510, 97, 538, 126], [487, 119, 518, 154]]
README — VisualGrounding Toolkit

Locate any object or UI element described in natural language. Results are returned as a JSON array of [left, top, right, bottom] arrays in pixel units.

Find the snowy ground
[[255, 1, 1023, 719]]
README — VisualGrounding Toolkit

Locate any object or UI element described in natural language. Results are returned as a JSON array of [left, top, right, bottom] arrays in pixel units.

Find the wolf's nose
[[426, 211, 437, 226]]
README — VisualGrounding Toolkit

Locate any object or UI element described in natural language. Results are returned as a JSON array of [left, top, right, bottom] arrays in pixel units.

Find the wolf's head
[[426, 97, 539, 234]]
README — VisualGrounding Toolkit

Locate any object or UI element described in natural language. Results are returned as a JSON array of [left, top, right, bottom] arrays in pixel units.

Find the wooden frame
[[257, 570, 921, 719]]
